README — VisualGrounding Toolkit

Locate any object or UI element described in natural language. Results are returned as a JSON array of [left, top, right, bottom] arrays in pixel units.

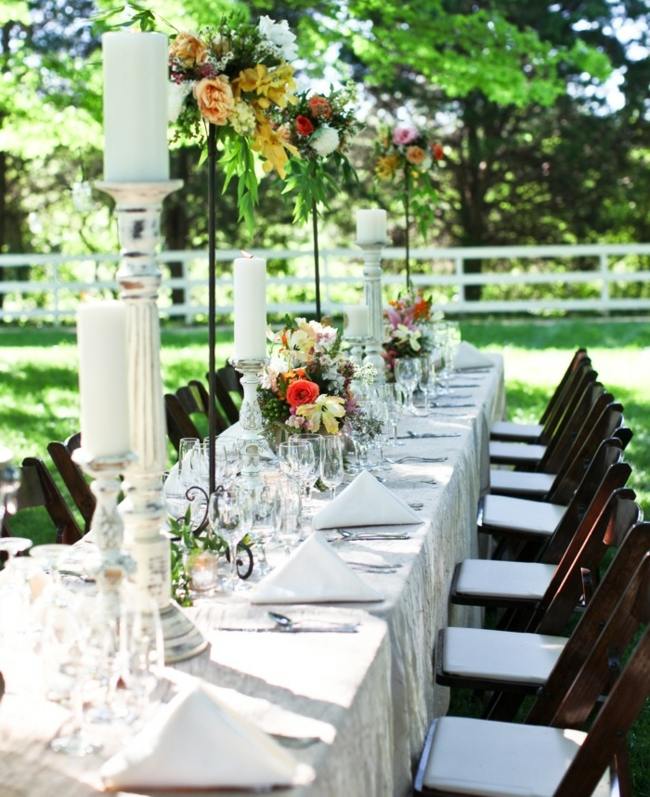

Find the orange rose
[[286, 379, 320, 408], [406, 145, 425, 165], [432, 142, 444, 161], [308, 96, 332, 119], [194, 76, 235, 126], [170, 33, 207, 67]]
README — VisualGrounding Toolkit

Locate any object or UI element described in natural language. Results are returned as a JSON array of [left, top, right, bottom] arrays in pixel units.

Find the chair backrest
[[2, 457, 82, 545], [540, 376, 603, 472], [541, 437, 629, 562], [552, 553, 650, 797], [164, 393, 200, 454], [175, 380, 228, 435], [539, 360, 595, 445], [212, 367, 241, 426], [47, 432, 95, 532], [532, 488, 640, 632], [548, 401, 627, 503], [539, 348, 588, 427]]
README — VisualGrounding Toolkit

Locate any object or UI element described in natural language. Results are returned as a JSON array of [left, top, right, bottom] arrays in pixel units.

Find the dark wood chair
[[2, 457, 82, 545], [490, 348, 589, 443], [164, 393, 201, 454], [480, 437, 629, 562], [175, 380, 229, 435], [417, 551, 650, 796], [47, 432, 95, 533], [489, 364, 598, 470], [211, 364, 242, 426]]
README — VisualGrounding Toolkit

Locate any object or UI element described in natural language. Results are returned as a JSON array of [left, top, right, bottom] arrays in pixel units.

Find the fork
[[388, 456, 448, 464]]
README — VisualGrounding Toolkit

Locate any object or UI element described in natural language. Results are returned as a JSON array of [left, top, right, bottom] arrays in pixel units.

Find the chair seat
[[421, 716, 610, 796], [455, 559, 556, 602], [490, 420, 544, 441], [441, 627, 566, 686], [482, 494, 567, 536], [489, 469, 556, 497], [489, 441, 547, 463]]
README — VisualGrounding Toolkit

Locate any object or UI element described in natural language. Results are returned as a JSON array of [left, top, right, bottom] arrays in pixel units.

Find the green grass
[[1, 317, 648, 791]]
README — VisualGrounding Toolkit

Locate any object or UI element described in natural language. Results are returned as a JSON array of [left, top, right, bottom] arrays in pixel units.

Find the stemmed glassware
[[279, 438, 318, 530], [395, 357, 421, 414], [270, 480, 301, 556], [208, 485, 254, 592], [319, 436, 344, 499], [418, 353, 437, 412], [383, 384, 406, 446]]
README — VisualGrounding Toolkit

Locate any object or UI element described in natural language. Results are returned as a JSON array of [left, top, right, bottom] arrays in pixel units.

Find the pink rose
[[392, 125, 419, 146]]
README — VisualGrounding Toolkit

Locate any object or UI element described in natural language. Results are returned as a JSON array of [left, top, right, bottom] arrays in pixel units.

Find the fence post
[[51, 261, 60, 324], [455, 256, 465, 305], [182, 257, 192, 325], [599, 253, 610, 316]]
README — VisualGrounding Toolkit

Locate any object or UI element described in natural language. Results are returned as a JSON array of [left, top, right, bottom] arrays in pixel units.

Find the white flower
[[258, 16, 298, 62], [168, 81, 193, 122], [310, 125, 340, 157]]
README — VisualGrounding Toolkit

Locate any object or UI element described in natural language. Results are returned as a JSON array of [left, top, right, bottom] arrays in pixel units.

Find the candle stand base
[[345, 336, 370, 367], [234, 358, 267, 492]]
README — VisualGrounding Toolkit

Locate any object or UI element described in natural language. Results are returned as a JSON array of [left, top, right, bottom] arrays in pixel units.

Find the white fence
[[0, 242, 649, 322]]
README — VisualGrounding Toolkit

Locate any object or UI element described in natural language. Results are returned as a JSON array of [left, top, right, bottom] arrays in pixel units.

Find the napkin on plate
[[454, 341, 493, 370], [100, 684, 307, 791], [250, 532, 383, 605], [312, 469, 421, 530]]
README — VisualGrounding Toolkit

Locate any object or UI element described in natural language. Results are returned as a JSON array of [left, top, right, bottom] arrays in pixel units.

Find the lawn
[[0, 316, 648, 792]]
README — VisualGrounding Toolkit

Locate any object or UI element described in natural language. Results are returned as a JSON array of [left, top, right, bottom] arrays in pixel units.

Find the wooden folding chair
[[47, 432, 95, 533], [479, 437, 628, 562], [489, 364, 598, 469], [211, 364, 242, 426], [490, 348, 588, 443], [489, 400, 629, 500], [437, 498, 645, 718], [175, 380, 229, 435], [2, 457, 82, 545], [416, 552, 650, 796]]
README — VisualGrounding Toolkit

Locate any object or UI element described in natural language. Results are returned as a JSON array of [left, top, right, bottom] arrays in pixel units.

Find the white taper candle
[[102, 31, 169, 182], [77, 301, 130, 458], [356, 209, 387, 245], [233, 256, 267, 360], [343, 305, 369, 337]]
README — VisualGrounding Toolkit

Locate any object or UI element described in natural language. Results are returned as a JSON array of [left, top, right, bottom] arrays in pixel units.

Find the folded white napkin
[[454, 341, 492, 369], [312, 469, 421, 530], [100, 685, 305, 791], [250, 532, 383, 604]]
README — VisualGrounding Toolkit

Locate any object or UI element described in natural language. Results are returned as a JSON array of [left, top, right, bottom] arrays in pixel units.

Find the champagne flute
[[395, 357, 420, 414], [319, 436, 344, 499]]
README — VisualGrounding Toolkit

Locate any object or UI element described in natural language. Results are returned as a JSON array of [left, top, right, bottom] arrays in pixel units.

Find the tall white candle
[[356, 209, 387, 245], [343, 305, 369, 337], [77, 302, 130, 458], [102, 31, 169, 182], [233, 256, 267, 360]]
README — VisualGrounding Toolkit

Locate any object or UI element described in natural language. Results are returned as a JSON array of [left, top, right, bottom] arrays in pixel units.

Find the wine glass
[[271, 481, 301, 556], [383, 384, 406, 446], [395, 357, 421, 414], [319, 436, 344, 499], [418, 353, 437, 413], [178, 437, 200, 489], [210, 487, 250, 592]]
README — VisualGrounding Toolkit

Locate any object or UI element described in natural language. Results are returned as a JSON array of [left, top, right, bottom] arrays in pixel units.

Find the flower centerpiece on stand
[[383, 291, 439, 379], [280, 85, 361, 319], [258, 317, 364, 441], [374, 122, 445, 289]]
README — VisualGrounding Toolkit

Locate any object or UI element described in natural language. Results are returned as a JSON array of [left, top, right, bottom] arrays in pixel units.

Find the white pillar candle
[[77, 301, 131, 458], [233, 256, 267, 360], [356, 209, 387, 245], [343, 305, 369, 337], [102, 31, 169, 182]]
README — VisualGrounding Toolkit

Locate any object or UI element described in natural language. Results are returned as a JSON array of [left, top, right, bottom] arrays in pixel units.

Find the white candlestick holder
[[357, 241, 387, 383], [96, 179, 207, 664], [233, 358, 267, 492]]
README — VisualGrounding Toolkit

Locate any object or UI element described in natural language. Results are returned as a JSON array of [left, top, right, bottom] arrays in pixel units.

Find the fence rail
[[0, 243, 649, 322]]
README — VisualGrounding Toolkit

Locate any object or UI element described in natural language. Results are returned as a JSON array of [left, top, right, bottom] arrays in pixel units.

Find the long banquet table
[[0, 356, 505, 797]]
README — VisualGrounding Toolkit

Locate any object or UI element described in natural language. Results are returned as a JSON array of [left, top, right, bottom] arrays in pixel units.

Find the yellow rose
[[194, 77, 235, 126], [170, 33, 207, 67], [376, 154, 399, 180], [406, 145, 426, 165]]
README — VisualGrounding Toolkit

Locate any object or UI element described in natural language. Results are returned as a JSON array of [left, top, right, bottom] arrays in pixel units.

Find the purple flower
[[393, 125, 419, 146]]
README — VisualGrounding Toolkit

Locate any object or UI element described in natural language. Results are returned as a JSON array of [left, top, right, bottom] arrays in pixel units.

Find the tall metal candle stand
[[357, 240, 387, 383], [96, 179, 207, 663]]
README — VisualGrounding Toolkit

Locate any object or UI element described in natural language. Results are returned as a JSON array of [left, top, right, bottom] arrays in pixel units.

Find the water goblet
[[395, 357, 421, 414], [320, 436, 344, 499]]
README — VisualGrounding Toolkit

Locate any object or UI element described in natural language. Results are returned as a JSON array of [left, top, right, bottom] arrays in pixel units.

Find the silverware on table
[[398, 431, 462, 440], [430, 403, 476, 409], [388, 456, 448, 464], [330, 529, 411, 542], [218, 611, 360, 634], [408, 501, 424, 510], [347, 560, 403, 572], [271, 733, 322, 748]]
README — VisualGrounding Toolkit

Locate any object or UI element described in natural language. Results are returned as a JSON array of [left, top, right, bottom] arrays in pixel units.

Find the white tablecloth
[[0, 357, 505, 797]]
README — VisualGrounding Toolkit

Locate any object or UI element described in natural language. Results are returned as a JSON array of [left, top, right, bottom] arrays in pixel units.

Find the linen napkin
[[454, 341, 493, 369], [250, 533, 383, 604], [312, 469, 421, 530], [100, 684, 307, 791]]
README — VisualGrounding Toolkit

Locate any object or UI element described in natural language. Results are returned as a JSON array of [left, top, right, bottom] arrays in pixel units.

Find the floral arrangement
[[383, 291, 436, 374], [280, 84, 361, 223], [167, 15, 299, 227], [374, 122, 445, 287], [258, 317, 360, 435]]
